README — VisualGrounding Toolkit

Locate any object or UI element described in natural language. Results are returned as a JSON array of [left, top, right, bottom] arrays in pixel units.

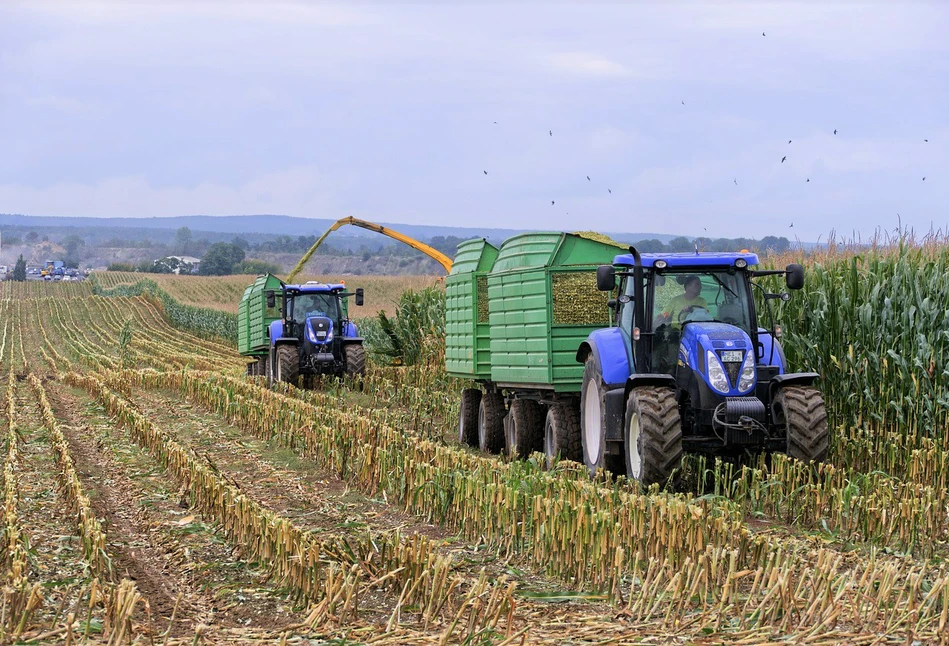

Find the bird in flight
[[586, 176, 591, 181], [806, 178, 810, 183], [789, 223, 794, 228], [549, 130, 553, 136], [788, 140, 792, 144], [551, 200, 555, 205], [924, 139, 929, 142], [762, 32, 766, 36], [493, 121, 498, 124], [833, 129, 838, 135], [781, 156, 787, 163], [734, 178, 738, 185], [608, 189, 612, 194], [681, 100, 685, 105], [923, 177, 926, 181], [483, 170, 488, 175]]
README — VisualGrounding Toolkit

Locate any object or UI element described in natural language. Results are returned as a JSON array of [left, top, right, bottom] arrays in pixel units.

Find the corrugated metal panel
[[445, 239, 499, 379], [238, 274, 284, 356]]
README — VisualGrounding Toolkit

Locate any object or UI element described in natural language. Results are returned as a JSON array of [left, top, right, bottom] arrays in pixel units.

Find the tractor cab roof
[[284, 281, 346, 294], [613, 251, 759, 269]]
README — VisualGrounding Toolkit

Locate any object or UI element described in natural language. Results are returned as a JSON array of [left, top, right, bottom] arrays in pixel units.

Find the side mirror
[[785, 264, 804, 290], [596, 265, 615, 291], [266, 290, 276, 308], [355, 288, 364, 306]]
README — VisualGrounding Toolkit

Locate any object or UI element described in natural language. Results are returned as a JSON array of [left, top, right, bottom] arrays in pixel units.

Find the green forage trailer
[[450, 232, 624, 463]]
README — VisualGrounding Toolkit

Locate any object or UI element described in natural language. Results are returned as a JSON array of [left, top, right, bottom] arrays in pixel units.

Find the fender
[[769, 372, 820, 399], [756, 328, 787, 373], [576, 327, 631, 389], [341, 337, 365, 345], [624, 373, 677, 401], [268, 320, 297, 347]]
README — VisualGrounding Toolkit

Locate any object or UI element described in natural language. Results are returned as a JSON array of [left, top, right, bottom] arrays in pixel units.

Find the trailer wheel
[[458, 388, 481, 447], [275, 345, 299, 384], [344, 344, 366, 377], [506, 399, 544, 459], [478, 392, 505, 454], [624, 387, 682, 485], [256, 356, 267, 377], [580, 356, 609, 477], [772, 386, 829, 464], [544, 404, 581, 468]]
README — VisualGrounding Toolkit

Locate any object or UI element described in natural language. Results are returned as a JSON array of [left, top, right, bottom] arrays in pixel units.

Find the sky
[[0, 1, 947, 241]]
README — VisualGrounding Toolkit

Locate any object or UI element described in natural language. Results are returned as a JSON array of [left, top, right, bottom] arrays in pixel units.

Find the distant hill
[[0, 213, 683, 245]]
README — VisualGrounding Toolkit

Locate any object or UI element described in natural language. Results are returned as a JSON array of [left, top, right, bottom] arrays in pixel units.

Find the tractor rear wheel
[[624, 387, 683, 485], [772, 386, 829, 463], [580, 356, 610, 478], [458, 388, 481, 447], [344, 344, 366, 378], [505, 399, 544, 459], [275, 345, 299, 385], [544, 403, 582, 468], [478, 392, 505, 454]]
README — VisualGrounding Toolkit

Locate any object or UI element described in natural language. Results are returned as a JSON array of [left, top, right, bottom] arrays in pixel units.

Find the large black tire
[[256, 356, 267, 377], [624, 387, 683, 485], [344, 344, 366, 377], [772, 386, 829, 463], [458, 388, 481, 446], [580, 355, 609, 477], [275, 345, 299, 384], [544, 404, 582, 468], [505, 399, 544, 459], [478, 392, 506, 454]]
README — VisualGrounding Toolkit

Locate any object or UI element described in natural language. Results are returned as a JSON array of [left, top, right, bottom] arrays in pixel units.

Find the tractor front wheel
[[773, 386, 829, 464], [344, 344, 366, 378], [624, 387, 682, 486], [275, 345, 299, 385]]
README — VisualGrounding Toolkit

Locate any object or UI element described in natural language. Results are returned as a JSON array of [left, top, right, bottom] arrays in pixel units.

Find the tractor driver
[[292, 294, 336, 321], [657, 275, 708, 329]]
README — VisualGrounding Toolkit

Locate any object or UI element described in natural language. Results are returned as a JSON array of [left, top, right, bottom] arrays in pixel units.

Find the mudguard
[[576, 328, 631, 388], [769, 372, 819, 398], [268, 320, 296, 347], [756, 328, 787, 373]]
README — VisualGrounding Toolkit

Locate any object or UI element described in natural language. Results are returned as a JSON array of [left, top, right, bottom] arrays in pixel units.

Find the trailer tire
[[580, 355, 610, 478], [275, 345, 299, 384], [344, 344, 366, 378], [257, 356, 267, 377], [458, 388, 481, 447], [773, 386, 828, 464], [544, 404, 582, 468], [478, 392, 506, 454], [506, 399, 544, 459], [624, 387, 682, 486]]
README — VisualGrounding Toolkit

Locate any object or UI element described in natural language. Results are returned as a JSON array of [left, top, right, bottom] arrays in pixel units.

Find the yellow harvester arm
[[285, 216, 453, 282]]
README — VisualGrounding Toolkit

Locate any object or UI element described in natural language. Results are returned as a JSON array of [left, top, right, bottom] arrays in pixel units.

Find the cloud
[[0, 166, 343, 218], [544, 51, 632, 78]]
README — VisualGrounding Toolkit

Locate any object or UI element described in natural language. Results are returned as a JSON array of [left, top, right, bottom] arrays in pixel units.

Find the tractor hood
[[305, 317, 334, 345], [677, 322, 756, 396]]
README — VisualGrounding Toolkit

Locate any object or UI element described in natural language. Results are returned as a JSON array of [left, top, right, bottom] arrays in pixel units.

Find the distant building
[[156, 255, 202, 274]]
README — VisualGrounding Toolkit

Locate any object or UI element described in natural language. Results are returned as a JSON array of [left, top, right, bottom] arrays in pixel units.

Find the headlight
[[737, 350, 756, 392], [706, 350, 731, 394], [735, 258, 748, 269], [655, 259, 667, 269]]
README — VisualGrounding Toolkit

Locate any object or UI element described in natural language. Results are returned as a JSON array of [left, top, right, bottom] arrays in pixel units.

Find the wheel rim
[[477, 401, 486, 449], [627, 411, 642, 479], [275, 350, 282, 381], [583, 379, 601, 464], [544, 416, 556, 468]]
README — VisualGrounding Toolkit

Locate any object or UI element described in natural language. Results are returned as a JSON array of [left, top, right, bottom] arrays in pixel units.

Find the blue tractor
[[576, 247, 827, 484], [263, 281, 366, 386]]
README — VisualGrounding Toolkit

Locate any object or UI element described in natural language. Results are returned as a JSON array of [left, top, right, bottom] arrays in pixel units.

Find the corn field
[[1, 244, 949, 644]]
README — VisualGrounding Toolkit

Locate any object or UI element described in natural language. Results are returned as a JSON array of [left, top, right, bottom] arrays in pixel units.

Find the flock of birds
[[481, 30, 932, 231]]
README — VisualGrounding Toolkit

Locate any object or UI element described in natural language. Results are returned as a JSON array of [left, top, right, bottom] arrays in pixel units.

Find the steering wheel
[[677, 306, 710, 324]]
